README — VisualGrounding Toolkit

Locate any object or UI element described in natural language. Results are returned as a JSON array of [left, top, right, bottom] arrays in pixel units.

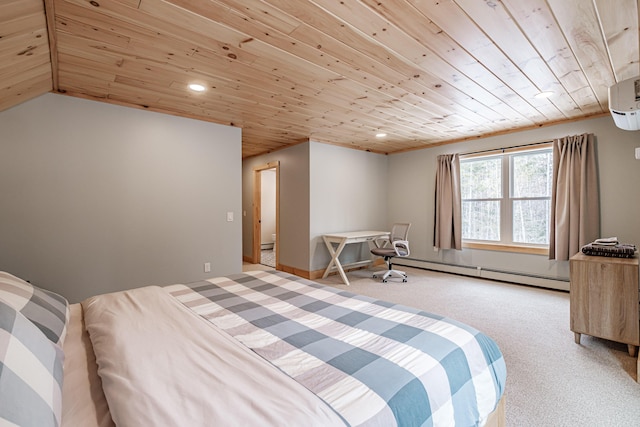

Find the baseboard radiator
[[396, 258, 570, 292]]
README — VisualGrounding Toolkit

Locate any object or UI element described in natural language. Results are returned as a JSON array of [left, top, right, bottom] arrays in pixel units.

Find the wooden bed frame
[[486, 396, 506, 427]]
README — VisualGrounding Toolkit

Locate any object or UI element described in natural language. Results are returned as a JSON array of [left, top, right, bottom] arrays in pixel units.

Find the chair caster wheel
[[373, 275, 378, 278], [402, 279, 407, 283], [382, 279, 387, 283]]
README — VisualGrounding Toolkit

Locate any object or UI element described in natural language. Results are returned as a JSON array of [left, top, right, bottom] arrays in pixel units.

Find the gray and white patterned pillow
[[0, 271, 69, 346], [0, 299, 64, 427]]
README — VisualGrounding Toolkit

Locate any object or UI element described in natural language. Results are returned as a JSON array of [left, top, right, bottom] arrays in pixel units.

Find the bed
[[1, 269, 506, 427]]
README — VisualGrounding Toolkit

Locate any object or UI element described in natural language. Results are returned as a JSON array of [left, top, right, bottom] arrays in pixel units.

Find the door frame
[[252, 161, 280, 266]]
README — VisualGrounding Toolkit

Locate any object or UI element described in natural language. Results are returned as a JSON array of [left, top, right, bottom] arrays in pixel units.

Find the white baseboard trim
[[397, 258, 569, 292]]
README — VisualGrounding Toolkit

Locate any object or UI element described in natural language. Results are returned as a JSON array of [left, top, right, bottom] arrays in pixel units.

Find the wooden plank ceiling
[[2, 0, 638, 158]]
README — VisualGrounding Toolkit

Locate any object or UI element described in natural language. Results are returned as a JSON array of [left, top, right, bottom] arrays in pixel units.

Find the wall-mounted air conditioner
[[608, 76, 640, 131]]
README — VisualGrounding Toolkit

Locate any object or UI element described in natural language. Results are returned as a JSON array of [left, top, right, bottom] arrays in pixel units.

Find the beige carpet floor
[[310, 265, 640, 426]]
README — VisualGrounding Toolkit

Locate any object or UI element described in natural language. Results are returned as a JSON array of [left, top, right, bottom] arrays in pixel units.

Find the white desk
[[322, 230, 390, 285]]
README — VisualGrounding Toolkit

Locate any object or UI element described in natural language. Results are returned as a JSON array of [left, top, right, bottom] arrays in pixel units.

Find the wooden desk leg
[[322, 237, 338, 279], [322, 237, 350, 285], [333, 239, 349, 285], [574, 332, 581, 344], [627, 344, 637, 358]]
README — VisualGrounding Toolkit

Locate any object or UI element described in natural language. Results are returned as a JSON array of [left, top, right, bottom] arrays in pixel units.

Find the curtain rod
[[461, 140, 552, 156]]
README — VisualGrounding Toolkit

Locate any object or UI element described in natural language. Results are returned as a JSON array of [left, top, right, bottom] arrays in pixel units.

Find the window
[[460, 144, 552, 253]]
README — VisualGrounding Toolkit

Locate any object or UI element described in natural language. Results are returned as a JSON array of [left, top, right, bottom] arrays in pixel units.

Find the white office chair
[[371, 223, 411, 283]]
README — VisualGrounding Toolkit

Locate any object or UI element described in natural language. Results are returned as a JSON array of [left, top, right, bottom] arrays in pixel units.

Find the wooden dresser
[[569, 252, 639, 380]]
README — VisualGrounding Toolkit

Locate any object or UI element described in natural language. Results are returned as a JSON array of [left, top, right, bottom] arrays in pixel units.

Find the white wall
[[309, 142, 388, 271], [0, 94, 242, 302], [260, 169, 276, 246], [388, 114, 640, 285]]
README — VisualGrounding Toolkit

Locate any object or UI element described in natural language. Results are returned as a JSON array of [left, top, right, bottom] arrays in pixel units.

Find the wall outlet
[[204, 262, 211, 273]]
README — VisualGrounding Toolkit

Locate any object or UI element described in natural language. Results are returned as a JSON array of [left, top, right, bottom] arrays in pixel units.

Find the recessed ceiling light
[[188, 83, 206, 92], [534, 91, 554, 99], [376, 133, 387, 138]]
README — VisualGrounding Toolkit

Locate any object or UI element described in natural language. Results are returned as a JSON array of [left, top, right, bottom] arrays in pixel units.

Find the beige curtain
[[434, 154, 462, 250], [549, 133, 600, 260]]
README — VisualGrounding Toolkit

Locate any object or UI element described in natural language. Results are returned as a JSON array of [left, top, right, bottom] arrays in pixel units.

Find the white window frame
[[461, 143, 552, 255]]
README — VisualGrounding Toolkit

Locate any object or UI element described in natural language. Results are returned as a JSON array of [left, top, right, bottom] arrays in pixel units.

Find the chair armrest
[[392, 240, 410, 257]]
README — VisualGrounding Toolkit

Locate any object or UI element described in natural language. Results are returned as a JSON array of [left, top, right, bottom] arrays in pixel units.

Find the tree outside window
[[460, 146, 552, 250]]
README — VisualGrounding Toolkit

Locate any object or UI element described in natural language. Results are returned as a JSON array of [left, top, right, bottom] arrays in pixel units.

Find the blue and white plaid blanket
[[170, 270, 506, 426]]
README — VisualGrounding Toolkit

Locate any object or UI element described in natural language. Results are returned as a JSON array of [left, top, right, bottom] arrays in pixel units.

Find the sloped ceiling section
[[0, 0, 53, 111], [0, 0, 638, 158]]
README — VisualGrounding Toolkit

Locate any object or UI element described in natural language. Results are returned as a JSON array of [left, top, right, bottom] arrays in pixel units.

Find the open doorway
[[253, 161, 279, 268]]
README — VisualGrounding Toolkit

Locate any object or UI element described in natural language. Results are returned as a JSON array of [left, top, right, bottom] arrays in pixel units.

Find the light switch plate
[[227, 212, 234, 222]]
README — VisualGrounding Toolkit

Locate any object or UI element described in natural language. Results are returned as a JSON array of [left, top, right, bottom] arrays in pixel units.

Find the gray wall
[[7, 94, 626, 301], [242, 142, 311, 271], [309, 142, 388, 271], [388, 114, 640, 282], [242, 141, 388, 272], [243, 115, 640, 283], [0, 94, 242, 302]]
